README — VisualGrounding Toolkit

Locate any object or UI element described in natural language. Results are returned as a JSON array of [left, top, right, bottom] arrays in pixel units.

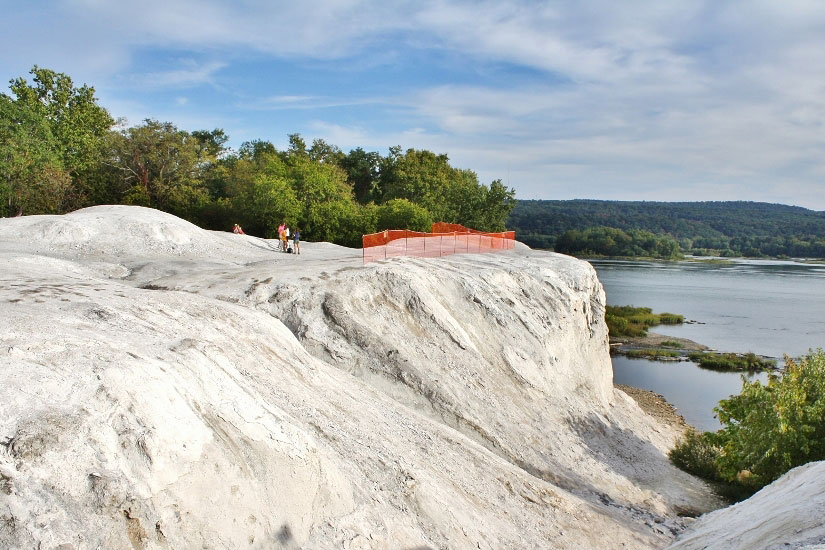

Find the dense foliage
[[670, 349, 825, 499], [510, 199, 825, 258], [1, 67, 516, 246], [0, 66, 113, 215], [554, 226, 682, 259], [605, 305, 683, 337]]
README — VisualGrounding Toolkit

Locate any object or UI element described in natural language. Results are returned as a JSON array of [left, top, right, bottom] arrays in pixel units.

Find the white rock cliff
[[0, 205, 737, 549]]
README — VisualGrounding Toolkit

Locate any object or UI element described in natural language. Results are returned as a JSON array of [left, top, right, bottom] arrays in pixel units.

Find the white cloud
[[244, 95, 391, 111], [121, 60, 228, 90], [4, 1, 825, 209]]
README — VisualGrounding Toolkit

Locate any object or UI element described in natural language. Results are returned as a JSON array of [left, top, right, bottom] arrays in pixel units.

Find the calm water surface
[[612, 356, 768, 432], [591, 258, 825, 430]]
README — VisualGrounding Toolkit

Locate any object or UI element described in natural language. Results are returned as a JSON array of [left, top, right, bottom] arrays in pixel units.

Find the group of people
[[277, 222, 301, 254], [230, 222, 301, 255]]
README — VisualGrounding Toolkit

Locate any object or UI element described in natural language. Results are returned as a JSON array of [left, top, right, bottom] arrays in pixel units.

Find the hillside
[[0, 205, 722, 549], [509, 200, 825, 257]]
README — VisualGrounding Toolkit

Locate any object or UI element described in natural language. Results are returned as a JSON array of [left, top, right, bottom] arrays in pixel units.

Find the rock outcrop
[[1, 206, 721, 549], [667, 461, 825, 550]]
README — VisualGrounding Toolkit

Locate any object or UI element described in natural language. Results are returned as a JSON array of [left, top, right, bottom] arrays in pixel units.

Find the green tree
[[1, 66, 114, 214], [308, 138, 343, 165], [306, 199, 368, 247], [106, 119, 208, 219], [238, 139, 277, 161], [240, 173, 301, 238], [379, 148, 516, 230], [380, 148, 455, 220], [286, 133, 308, 158], [286, 151, 362, 242], [0, 96, 70, 216], [339, 147, 381, 203], [5, 66, 114, 209], [219, 147, 294, 236], [217, 138, 365, 241], [7, 66, 114, 175], [192, 128, 229, 162], [509, 199, 825, 258], [375, 198, 433, 232], [476, 179, 517, 232]]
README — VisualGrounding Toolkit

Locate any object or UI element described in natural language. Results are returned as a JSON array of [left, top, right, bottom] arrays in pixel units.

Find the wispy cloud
[[128, 60, 228, 90], [4, 1, 825, 208], [241, 93, 402, 112]]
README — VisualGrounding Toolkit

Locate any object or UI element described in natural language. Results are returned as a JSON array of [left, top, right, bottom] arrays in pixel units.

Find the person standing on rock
[[281, 225, 290, 252], [277, 221, 285, 251], [292, 228, 301, 255]]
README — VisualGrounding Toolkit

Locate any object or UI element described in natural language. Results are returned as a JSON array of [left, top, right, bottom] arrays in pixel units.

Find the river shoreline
[[610, 331, 780, 371], [616, 383, 692, 434]]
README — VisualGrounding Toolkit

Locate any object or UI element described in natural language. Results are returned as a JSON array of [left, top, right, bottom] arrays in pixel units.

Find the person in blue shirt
[[292, 228, 301, 255]]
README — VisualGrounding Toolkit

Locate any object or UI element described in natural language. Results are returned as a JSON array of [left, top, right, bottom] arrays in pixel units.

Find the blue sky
[[2, 0, 825, 210]]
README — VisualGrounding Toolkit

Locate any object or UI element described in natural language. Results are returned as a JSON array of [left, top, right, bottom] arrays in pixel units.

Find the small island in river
[[607, 305, 779, 371]]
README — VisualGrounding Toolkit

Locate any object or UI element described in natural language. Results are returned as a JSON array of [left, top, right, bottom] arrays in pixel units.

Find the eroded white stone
[[0, 205, 734, 549]]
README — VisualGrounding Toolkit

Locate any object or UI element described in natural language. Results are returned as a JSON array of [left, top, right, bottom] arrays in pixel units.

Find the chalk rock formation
[[1, 206, 719, 549], [667, 461, 825, 550]]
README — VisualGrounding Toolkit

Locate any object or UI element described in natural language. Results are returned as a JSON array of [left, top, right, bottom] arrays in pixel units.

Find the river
[[591, 258, 825, 431]]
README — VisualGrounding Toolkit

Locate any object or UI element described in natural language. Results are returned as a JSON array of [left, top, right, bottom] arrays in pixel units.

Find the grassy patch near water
[[687, 351, 776, 372], [624, 349, 681, 359], [606, 305, 685, 338], [658, 340, 683, 348]]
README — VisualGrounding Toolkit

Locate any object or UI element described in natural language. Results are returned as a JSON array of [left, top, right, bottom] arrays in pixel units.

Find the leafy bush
[[670, 349, 825, 498], [669, 429, 722, 481], [375, 198, 433, 232], [714, 349, 825, 489]]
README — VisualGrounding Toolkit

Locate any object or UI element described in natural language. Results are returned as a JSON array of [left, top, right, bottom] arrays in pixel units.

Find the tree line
[[510, 199, 825, 258], [1, 67, 516, 247], [554, 227, 682, 259]]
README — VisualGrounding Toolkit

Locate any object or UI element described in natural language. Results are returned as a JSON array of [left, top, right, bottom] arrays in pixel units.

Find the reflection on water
[[593, 258, 825, 431], [612, 355, 768, 431], [592, 258, 825, 359]]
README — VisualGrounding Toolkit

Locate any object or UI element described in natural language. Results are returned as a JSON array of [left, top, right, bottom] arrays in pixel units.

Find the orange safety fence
[[362, 223, 515, 264], [431, 222, 487, 234]]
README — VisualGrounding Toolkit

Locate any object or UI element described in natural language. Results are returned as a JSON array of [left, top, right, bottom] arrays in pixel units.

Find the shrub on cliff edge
[[670, 349, 825, 499]]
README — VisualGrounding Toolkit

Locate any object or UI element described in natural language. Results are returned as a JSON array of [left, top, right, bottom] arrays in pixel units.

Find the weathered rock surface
[[1, 206, 723, 549], [667, 461, 825, 550]]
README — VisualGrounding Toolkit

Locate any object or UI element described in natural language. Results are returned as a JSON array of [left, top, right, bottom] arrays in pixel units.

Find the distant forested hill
[[509, 200, 825, 258]]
